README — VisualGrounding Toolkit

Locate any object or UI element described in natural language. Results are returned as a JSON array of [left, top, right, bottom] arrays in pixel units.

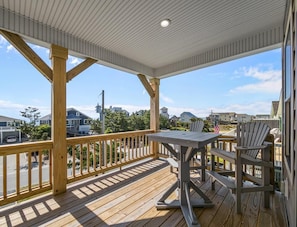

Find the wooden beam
[[137, 74, 155, 98], [66, 58, 97, 82], [0, 29, 53, 82], [50, 44, 68, 195]]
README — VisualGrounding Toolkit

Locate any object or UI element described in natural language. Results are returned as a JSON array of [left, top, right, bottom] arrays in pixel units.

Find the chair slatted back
[[190, 121, 204, 132], [236, 122, 270, 158]]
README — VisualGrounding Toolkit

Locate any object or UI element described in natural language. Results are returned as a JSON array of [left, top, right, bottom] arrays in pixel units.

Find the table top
[[147, 130, 221, 148]]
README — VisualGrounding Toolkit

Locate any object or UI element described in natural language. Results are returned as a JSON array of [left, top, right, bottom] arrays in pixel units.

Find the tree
[[36, 124, 51, 140], [160, 114, 170, 129], [104, 109, 129, 133], [90, 118, 102, 134], [19, 107, 41, 140]]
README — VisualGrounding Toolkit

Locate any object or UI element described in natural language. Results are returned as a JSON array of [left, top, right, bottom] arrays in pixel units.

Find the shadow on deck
[[0, 159, 288, 227]]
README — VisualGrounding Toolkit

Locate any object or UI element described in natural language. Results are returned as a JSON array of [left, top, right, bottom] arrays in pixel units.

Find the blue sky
[[0, 35, 281, 120]]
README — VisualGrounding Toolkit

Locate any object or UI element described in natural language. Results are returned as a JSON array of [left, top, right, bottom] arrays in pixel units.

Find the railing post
[[50, 44, 68, 195], [150, 78, 160, 158]]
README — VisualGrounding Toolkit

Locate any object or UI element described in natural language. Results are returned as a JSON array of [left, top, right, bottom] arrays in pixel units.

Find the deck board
[[0, 158, 288, 227]]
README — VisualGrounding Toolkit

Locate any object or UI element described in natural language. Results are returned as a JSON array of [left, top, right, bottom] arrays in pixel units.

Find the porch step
[[207, 170, 236, 190]]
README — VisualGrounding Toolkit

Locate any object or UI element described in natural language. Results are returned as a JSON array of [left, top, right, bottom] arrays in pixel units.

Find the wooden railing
[[66, 130, 154, 183], [0, 131, 281, 206], [0, 130, 154, 206], [0, 141, 53, 206]]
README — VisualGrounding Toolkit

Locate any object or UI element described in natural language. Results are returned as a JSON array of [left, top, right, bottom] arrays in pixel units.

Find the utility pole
[[101, 90, 105, 134], [95, 90, 105, 134]]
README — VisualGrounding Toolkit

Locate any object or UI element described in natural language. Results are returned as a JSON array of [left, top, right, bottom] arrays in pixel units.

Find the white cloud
[[208, 101, 272, 115], [69, 56, 81, 65], [230, 66, 281, 94], [6, 44, 16, 52], [0, 99, 51, 120], [0, 99, 25, 109], [242, 65, 280, 81], [160, 93, 174, 104], [230, 79, 281, 94], [0, 35, 8, 46]]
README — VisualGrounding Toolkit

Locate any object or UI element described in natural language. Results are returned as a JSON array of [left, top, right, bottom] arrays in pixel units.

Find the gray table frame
[[147, 131, 220, 227]]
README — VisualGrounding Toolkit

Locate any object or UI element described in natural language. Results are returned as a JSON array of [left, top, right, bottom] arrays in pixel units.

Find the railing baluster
[[3, 155, 7, 199], [28, 152, 32, 192], [39, 150, 42, 188], [72, 146, 76, 177], [16, 153, 20, 195]]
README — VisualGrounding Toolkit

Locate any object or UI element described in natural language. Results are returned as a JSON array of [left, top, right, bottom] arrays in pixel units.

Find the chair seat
[[210, 148, 274, 168]]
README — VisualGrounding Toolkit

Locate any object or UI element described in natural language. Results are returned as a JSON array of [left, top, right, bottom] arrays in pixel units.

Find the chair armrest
[[235, 145, 267, 151]]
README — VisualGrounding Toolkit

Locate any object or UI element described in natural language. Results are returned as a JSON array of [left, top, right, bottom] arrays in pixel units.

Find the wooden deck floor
[[0, 159, 288, 227]]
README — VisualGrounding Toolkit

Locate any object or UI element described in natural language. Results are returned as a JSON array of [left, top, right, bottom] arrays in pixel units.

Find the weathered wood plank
[[241, 191, 261, 226], [0, 159, 288, 227]]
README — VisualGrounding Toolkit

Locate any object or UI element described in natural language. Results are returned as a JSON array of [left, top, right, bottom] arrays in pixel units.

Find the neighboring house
[[135, 110, 147, 116], [236, 114, 254, 123], [0, 115, 22, 144], [209, 112, 236, 124], [40, 108, 92, 136], [271, 101, 280, 119], [208, 112, 220, 124], [271, 91, 282, 121], [218, 112, 237, 124], [160, 107, 169, 119], [109, 106, 129, 116], [169, 115, 179, 127], [255, 114, 270, 120], [209, 112, 255, 124], [179, 112, 197, 123]]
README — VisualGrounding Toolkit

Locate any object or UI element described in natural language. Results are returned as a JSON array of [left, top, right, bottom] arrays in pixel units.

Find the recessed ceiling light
[[160, 19, 171, 28]]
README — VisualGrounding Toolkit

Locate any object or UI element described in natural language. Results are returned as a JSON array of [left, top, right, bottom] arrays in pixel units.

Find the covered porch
[[0, 0, 295, 226]]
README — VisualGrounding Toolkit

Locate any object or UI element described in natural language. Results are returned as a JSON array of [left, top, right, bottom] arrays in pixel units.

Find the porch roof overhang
[[0, 0, 287, 79]]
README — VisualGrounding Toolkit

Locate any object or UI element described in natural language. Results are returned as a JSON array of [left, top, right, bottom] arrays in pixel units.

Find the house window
[[84, 119, 91, 124], [283, 14, 293, 180], [284, 25, 291, 159], [76, 112, 80, 116]]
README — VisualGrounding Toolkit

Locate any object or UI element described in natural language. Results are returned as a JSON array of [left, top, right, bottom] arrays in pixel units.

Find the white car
[[5, 135, 17, 143]]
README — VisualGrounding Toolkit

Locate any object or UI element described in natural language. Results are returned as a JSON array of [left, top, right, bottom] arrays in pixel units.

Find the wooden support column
[[50, 44, 68, 195], [149, 78, 160, 158]]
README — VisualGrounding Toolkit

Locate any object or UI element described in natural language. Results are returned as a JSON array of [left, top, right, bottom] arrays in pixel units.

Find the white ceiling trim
[[0, 1, 285, 79], [156, 25, 283, 78], [0, 7, 154, 77]]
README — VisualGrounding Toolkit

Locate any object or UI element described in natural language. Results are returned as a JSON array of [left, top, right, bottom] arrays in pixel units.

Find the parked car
[[5, 135, 17, 143]]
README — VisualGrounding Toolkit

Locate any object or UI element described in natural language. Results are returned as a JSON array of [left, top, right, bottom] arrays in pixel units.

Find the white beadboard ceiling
[[0, 0, 287, 78]]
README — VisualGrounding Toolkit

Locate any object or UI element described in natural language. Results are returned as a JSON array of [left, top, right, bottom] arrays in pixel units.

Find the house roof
[[0, 1, 286, 79], [180, 112, 197, 118], [0, 115, 22, 122], [40, 108, 92, 120]]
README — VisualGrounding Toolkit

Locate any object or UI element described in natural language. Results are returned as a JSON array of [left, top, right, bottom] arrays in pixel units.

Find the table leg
[[156, 181, 179, 208], [156, 144, 214, 227], [201, 149, 206, 181]]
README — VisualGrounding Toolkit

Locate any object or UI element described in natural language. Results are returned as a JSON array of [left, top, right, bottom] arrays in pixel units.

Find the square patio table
[[147, 130, 221, 227]]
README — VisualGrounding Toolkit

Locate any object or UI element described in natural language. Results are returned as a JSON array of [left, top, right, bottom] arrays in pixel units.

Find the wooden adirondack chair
[[188, 121, 207, 180], [208, 121, 274, 213], [167, 120, 206, 179], [189, 120, 204, 132]]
